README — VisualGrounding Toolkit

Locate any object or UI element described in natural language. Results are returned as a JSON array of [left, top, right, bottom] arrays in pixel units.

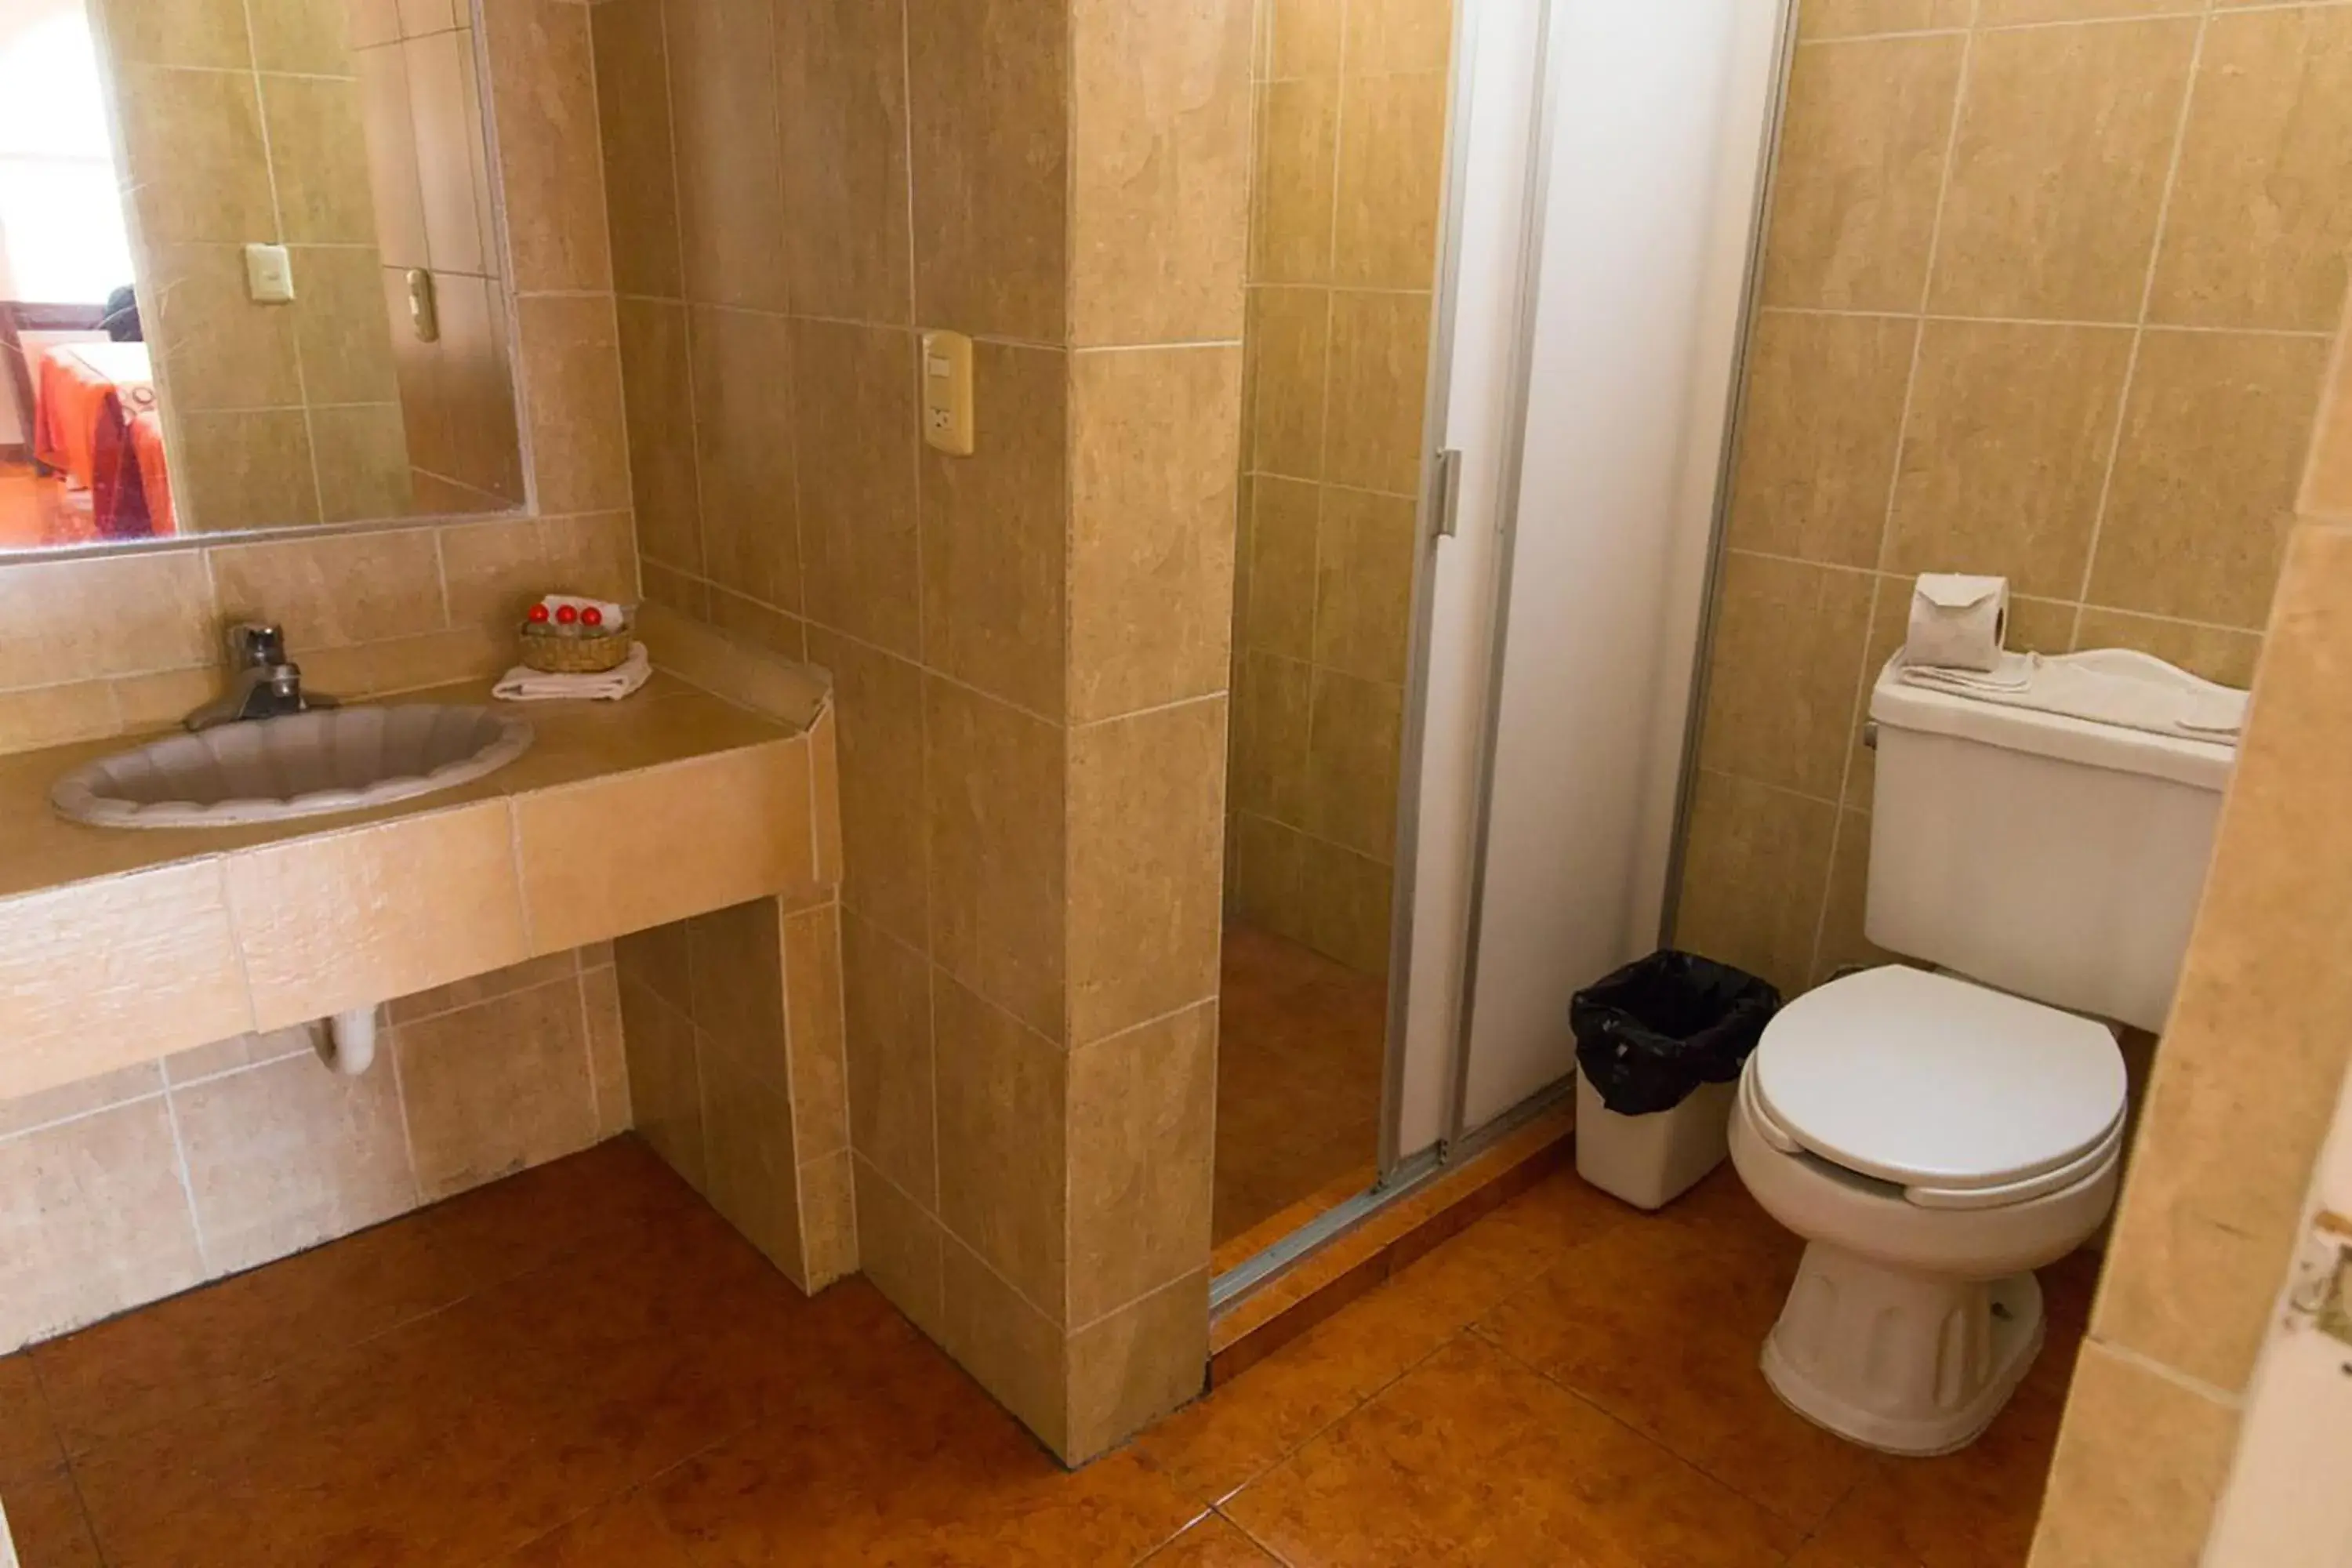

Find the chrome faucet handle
[[226, 622, 286, 669]]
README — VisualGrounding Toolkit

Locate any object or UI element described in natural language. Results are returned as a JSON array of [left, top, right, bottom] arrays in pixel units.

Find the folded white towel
[[493, 642, 653, 703], [1897, 648, 2245, 743]]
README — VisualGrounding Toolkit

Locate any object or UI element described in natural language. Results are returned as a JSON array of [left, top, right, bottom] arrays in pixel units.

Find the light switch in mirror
[[0, 0, 525, 554]]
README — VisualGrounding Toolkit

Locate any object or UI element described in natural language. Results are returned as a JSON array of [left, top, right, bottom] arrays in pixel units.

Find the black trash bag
[[1570, 951, 1780, 1116]]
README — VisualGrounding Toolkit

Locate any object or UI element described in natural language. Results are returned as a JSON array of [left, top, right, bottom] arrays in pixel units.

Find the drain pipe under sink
[[314, 1007, 379, 1076]]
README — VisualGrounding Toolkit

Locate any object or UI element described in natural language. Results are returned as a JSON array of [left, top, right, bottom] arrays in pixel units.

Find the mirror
[[0, 0, 524, 552]]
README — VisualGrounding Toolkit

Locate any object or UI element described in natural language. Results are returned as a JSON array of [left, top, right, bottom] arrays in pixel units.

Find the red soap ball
[[527, 604, 551, 623], [581, 606, 604, 628], [555, 604, 579, 625]]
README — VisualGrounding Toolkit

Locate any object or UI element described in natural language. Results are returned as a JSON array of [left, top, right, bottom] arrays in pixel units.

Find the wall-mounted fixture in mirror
[[0, 0, 524, 554]]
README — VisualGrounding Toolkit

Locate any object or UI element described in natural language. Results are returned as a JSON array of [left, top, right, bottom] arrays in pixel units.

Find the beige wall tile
[[516, 294, 632, 514], [698, 1033, 807, 1281], [1298, 833, 1392, 975], [709, 591, 808, 667], [312, 405, 416, 524], [854, 1153, 944, 1334], [1978, 0, 2199, 27], [619, 975, 705, 1187], [2029, 1341, 2238, 1568], [686, 898, 787, 1084], [1331, 71, 1447, 291], [176, 410, 321, 532], [1811, 810, 1894, 986], [1929, 20, 2196, 322], [2090, 524, 2352, 1392], [782, 904, 848, 1161], [1265, 0, 1338, 77], [933, 975, 1067, 1319], [439, 512, 636, 638], [1313, 488, 1416, 684], [793, 321, 922, 658], [0, 1102, 207, 1352], [924, 680, 1066, 1040], [688, 305, 800, 611], [518, 739, 815, 951], [797, 1146, 857, 1288], [101, 0, 252, 67], [296, 626, 510, 699], [920, 343, 1069, 717], [590, 0, 683, 299], [2149, 6, 2352, 333], [1232, 652, 1311, 825], [663, 0, 787, 311], [939, 1235, 1066, 1454], [1245, 477, 1319, 662], [1885, 321, 2133, 598], [775, 0, 912, 323], [1697, 553, 1873, 801], [809, 709, 844, 888], [2306, 324, 2352, 521], [1253, 78, 1338, 287], [1345, 0, 1448, 72], [1067, 700, 1228, 1045], [1323, 290, 1429, 495], [2073, 610, 2263, 691], [0, 552, 214, 687], [394, 974, 598, 1200], [405, 27, 494, 274], [289, 246, 402, 405], [1795, 0, 1968, 38], [172, 1051, 416, 1275], [114, 66, 275, 245], [0, 1063, 162, 1143], [1247, 286, 1329, 480], [1761, 35, 1963, 310], [1067, 346, 1242, 722], [1065, 1271, 1208, 1462], [1303, 667, 1401, 858], [615, 297, 702, 572], [1230, 811, 1308, 942], [358, 44, 428, 268], [481, 0, 612, 292], [840, 912, 936, 1204], [1068, 0, 1252, 345], [1727, 310, 1915, 568], [260, 74, 379, 245], [209, 526, 446, 649], [2089, 330, 2328, 629], [145, 243, 303, 412], [1672, 770, 1838, 999], [0, 865, 252, 1105], [616, 917, 695, 1011], [583, 961, 631, 1138], [229, 803, 530, 1031], [1065, 1003, 1215, 1323], [806, 630, 930, 947], [0, 682, 118, 755], [907, 0, 1067, 342]]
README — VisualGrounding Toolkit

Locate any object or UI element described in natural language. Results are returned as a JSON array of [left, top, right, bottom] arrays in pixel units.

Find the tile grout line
[[2068, 5, 2211, 652]]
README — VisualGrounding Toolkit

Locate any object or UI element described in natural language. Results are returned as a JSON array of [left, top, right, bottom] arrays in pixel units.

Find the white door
[[2201, 1062, 2352, 1566]]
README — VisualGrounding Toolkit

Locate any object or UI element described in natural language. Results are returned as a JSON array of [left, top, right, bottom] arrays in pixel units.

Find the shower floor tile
[[1, 1141, 2093, 1566]]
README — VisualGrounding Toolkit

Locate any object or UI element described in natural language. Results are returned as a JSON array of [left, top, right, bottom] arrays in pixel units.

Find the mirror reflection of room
[[1215, 0, 1452, 1258], [0, 0, 524, 552]]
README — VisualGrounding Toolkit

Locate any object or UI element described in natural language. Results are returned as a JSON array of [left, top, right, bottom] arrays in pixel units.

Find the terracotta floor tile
[[1477, 1204, 1876, 1534], [1224, 1336, 1802, 1568], [33, 1139, 702, 1457], [0, 1353, 60, 1487], [2, 1465, 100, 1568], [1143, 1512, 1286, 1565]]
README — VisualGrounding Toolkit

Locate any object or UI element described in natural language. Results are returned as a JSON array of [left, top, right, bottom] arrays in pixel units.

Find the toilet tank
[[1864, 653, 2237, 1033]]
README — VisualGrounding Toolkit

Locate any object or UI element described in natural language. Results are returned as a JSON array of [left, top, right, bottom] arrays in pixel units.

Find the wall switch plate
[[920, 328, 974, 456], [243, 243, 295, 303]]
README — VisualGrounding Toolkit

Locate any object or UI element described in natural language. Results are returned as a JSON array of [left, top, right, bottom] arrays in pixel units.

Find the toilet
[[1729, 653, 2237, 1456]]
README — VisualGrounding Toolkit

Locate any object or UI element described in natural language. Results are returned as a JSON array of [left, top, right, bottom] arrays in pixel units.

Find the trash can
[[1570, 951, 1780, 1210]]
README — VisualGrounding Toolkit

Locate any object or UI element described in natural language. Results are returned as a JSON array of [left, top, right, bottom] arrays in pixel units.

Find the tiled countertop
[[0, 665, 839, 1102]]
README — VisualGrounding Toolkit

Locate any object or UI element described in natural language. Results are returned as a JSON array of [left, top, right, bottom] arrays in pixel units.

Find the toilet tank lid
[[1870, 652, 2236, 791], [1753, 966, 2126, 1192]]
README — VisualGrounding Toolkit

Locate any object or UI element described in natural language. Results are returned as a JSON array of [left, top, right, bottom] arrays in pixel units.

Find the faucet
[[183, 622, 338, 731]]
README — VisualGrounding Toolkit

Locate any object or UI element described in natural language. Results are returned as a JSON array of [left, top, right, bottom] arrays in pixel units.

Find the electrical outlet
[[920, 329, 974, 456]]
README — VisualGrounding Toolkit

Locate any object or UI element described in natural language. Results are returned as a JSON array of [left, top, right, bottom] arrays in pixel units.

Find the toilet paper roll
[[1905, 573, 2009, 671]]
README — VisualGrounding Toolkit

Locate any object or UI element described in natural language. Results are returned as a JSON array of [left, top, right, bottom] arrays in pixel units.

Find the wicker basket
[[518, 620, 632, 673]]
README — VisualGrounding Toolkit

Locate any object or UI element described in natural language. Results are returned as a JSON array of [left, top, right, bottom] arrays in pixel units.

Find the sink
[[51, 704, 534, 829]]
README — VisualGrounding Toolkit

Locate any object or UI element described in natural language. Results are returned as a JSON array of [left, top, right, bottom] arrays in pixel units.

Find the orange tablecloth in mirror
[[31, 342, 174, 539]]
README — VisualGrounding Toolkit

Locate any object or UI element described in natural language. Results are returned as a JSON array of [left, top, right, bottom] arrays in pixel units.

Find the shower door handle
[[1429, 448, 1463, 540]]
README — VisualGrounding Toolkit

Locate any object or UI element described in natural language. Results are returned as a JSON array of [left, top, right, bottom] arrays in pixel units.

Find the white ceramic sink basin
[[52, 704, 534, 829]]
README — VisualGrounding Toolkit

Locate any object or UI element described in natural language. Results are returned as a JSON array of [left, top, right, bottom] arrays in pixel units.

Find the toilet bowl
[[1729, 964, 2125, 1456]]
